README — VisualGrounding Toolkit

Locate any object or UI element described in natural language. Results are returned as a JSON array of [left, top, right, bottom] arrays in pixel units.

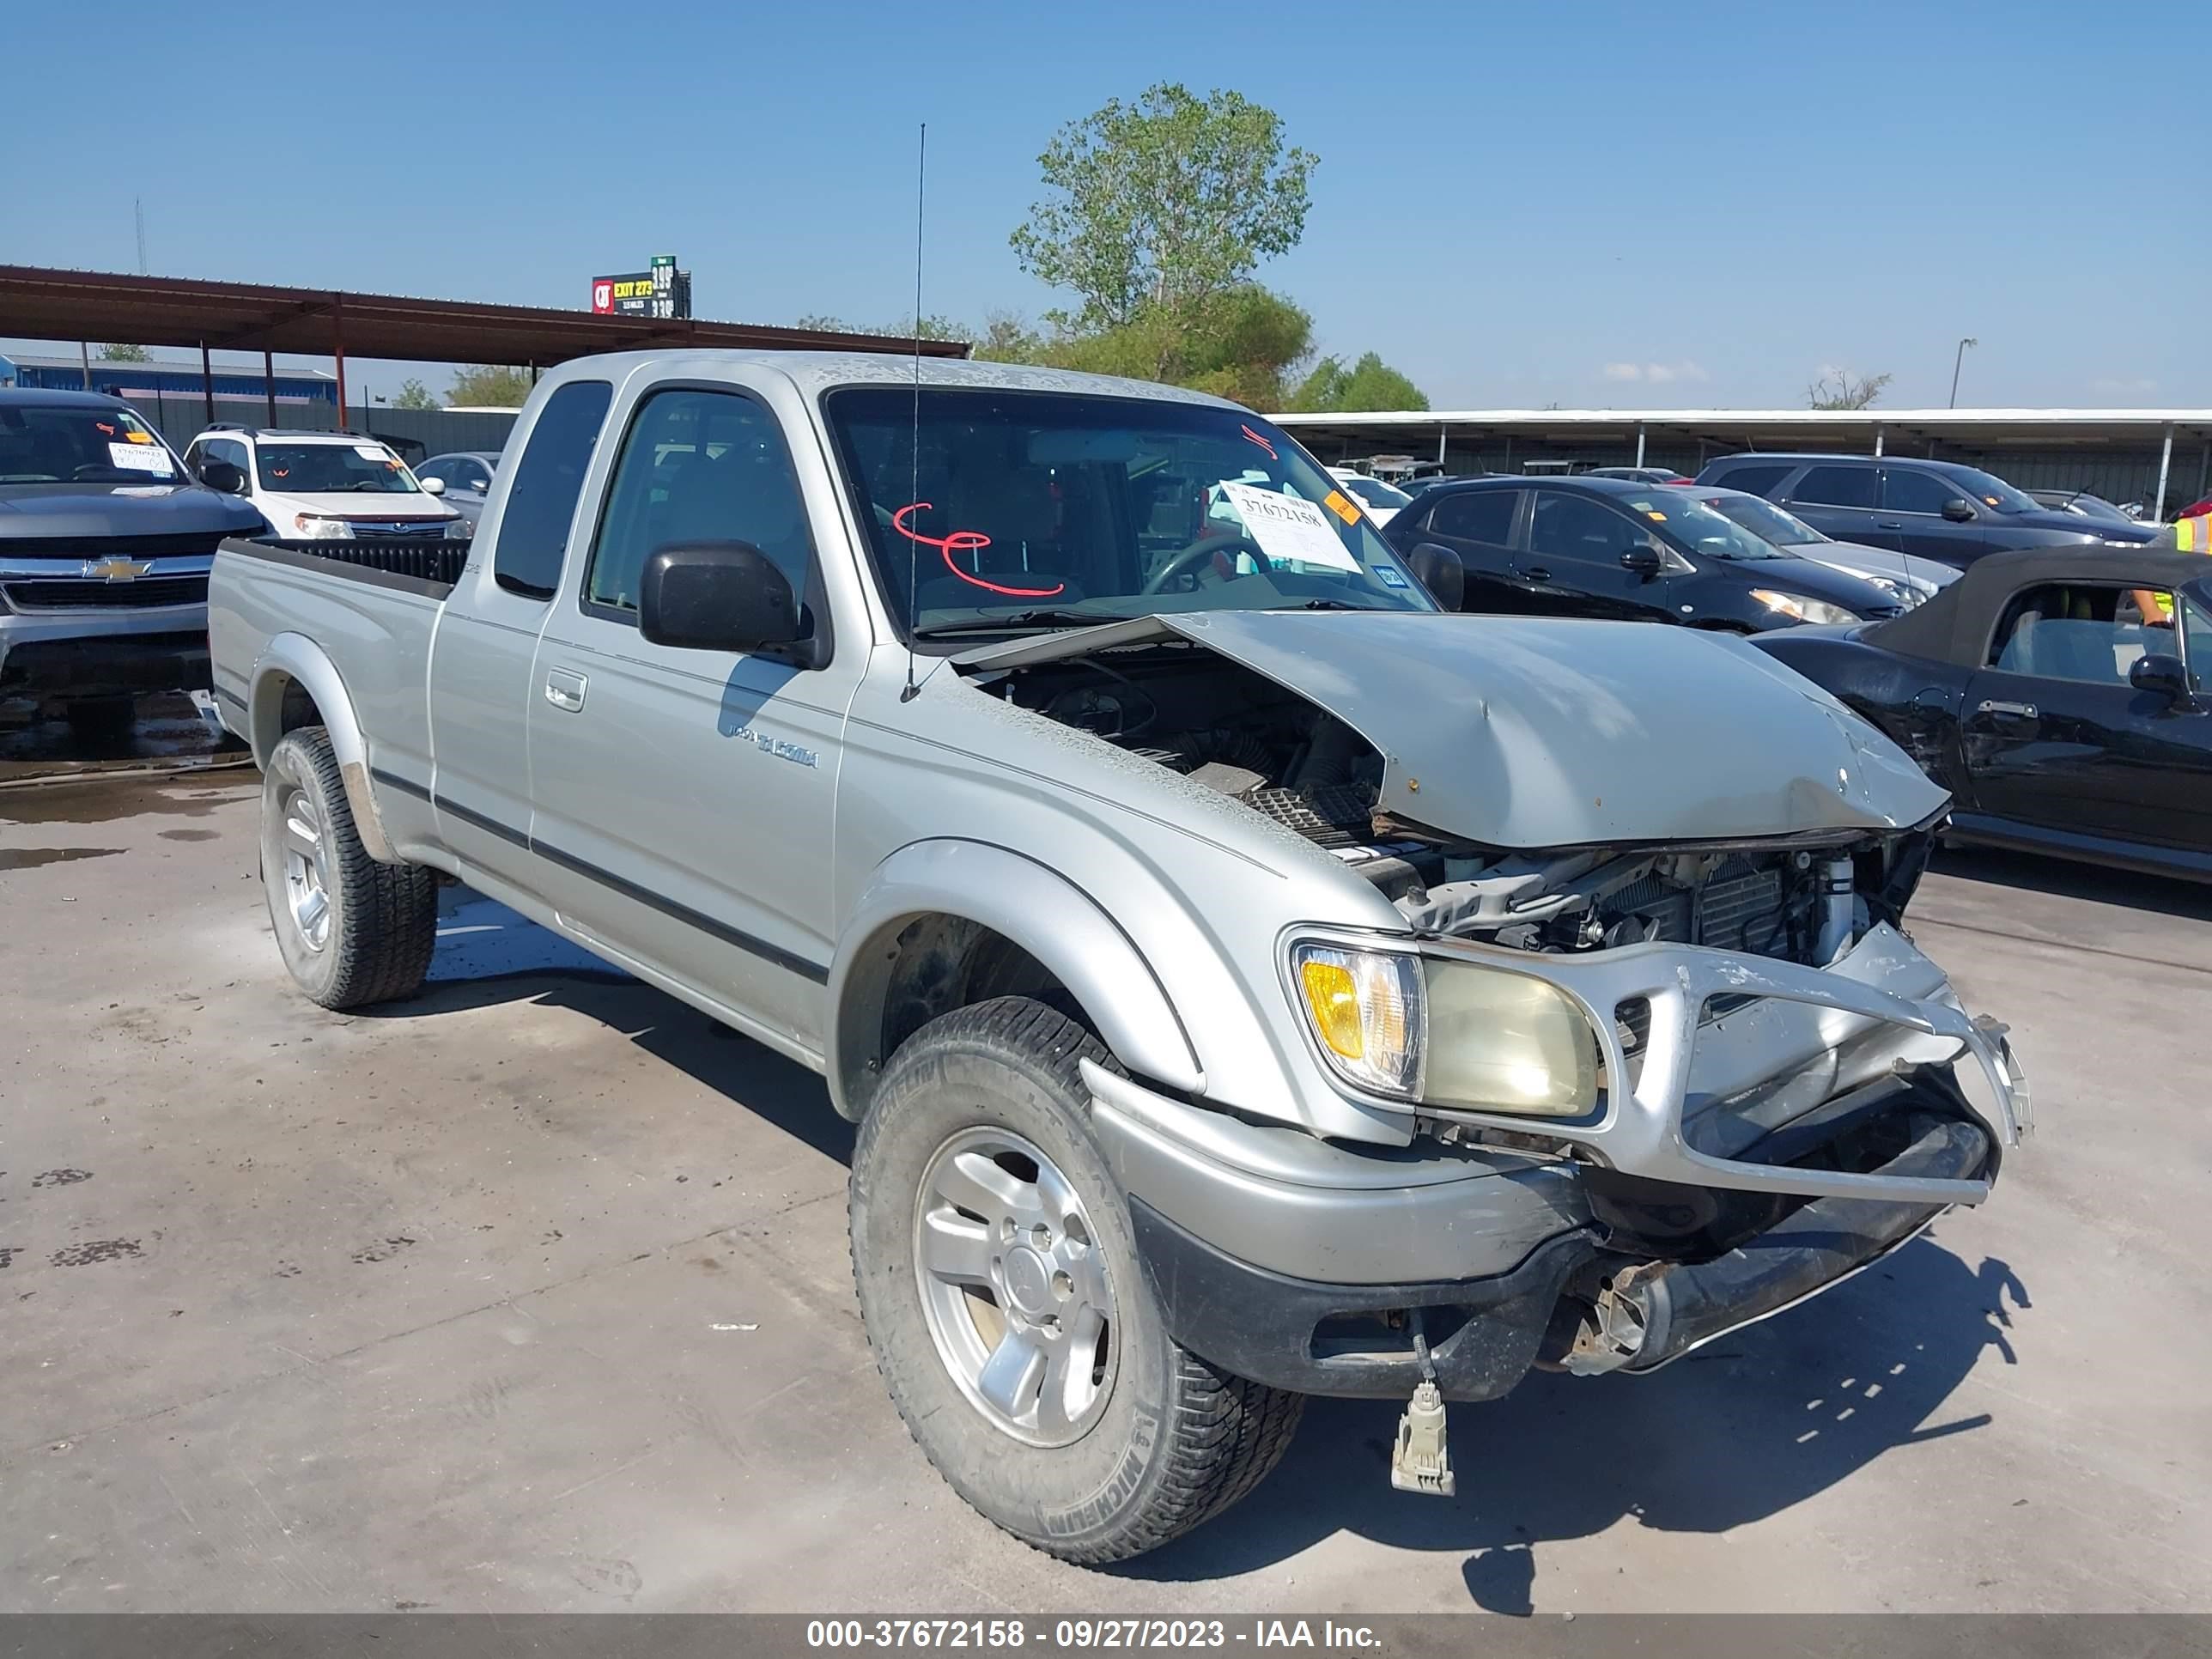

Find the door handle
[[544, 668, 588, 713], [1521, 566, 1552, 582], [1875, 520, 1904, 530], [1977, 699, 2038, 718]]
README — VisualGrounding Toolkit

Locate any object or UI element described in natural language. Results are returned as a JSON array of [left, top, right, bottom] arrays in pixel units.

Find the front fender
[[826, 838, 1203, 1121], [249, 631, 398, 864]]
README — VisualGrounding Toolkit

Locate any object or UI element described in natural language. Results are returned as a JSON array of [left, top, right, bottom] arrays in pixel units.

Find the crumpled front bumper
[[1409, 921, 2030, 1206]]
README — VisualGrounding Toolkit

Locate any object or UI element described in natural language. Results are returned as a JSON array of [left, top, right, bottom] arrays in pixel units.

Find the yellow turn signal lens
[[1291, 944, 1424, 1097], [1300, 958, 1366, 1058]]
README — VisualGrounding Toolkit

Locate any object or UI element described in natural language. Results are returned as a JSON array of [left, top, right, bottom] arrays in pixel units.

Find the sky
[[6, 0, 2209, 411]]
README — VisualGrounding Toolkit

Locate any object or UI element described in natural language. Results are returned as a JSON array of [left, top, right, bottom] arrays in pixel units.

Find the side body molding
[[827, 839, 1204, 1121], [248, 631, 398, 863]]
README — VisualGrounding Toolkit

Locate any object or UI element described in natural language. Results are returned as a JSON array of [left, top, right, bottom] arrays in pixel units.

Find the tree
[[1011, 83, 1316, 330], [97, 343, 150, 362], [1808, 368, 1892, 410], [792, 313, 968, 342], [1288, 351, 1428, 413], [446, 364, 535, 407], [971, 311, 1042, 363], [1030, 285, 1316, 410], [391, 378, 440, 411]]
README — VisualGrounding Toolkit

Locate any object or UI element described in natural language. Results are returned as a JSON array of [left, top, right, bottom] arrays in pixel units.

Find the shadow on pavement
[[1932, 842, 2212, 921], [1127, 1241, 2029, 1608], [374, 891, 2031, 1609], [353, 889, 856, 1165]]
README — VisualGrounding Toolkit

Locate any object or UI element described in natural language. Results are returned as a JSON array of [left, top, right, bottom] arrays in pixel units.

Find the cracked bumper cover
[[1085, 923, 2025, 1400]]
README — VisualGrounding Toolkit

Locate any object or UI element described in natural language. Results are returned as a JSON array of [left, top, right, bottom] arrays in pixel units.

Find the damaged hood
[[957, 610, 1948, 848]]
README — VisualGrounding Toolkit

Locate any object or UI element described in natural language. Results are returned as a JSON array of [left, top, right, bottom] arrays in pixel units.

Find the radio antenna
[[899, 122, 927, 703]]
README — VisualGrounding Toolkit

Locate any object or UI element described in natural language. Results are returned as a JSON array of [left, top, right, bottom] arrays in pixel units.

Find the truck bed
[[207, 536, 466, 792]]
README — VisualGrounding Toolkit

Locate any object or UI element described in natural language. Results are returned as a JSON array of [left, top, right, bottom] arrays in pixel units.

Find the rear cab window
[[492, 380, 613, 599]]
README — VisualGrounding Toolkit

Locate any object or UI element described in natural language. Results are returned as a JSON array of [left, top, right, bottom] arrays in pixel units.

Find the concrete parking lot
[[3, 766, 2209, 1615]]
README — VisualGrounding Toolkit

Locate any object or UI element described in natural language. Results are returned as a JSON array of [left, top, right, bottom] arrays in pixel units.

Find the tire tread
[[852, 995, 1304, 1565], [270, 726, 437, 1009]]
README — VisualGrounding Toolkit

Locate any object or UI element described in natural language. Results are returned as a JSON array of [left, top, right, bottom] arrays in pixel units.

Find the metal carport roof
[[0, 265, 970, 366]]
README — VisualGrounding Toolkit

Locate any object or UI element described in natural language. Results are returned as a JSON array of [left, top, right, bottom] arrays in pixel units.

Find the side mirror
[[638, 541, 805, 654], [1941, 498, 1978, 523], [199, 459, 246, 495], [419, 476, 447, 496], [1405, 542, 1465, 611], [2130, 652, 2196, 708], [1620, 544, 1664, 577]]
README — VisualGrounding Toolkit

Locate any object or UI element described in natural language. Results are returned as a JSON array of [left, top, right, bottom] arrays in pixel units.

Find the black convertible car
[[1754, 549, 2212, 879]]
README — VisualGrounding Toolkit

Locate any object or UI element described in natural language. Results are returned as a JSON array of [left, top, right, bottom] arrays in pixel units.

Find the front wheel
[[849, 996, 1304, 1564], [259, 726, 437, 1009]]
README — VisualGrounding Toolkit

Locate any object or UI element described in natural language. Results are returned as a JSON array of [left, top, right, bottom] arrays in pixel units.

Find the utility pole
[[1948, 337, 1978, 408], [135, 198, 147, 274]]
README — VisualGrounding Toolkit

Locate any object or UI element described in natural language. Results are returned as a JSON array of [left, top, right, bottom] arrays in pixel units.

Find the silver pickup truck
[[210, 352, 2029, 1564]]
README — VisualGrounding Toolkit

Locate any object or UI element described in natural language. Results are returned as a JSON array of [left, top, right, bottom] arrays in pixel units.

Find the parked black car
[[1753, 548, 2212, 880], [1695, 453, 2160, 567], [1383, 475, 1901, 631]]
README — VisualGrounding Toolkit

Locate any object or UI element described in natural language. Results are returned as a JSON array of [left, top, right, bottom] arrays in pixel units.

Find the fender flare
[[248, 632, 398, 864], [826, 838, 1203, 1121]]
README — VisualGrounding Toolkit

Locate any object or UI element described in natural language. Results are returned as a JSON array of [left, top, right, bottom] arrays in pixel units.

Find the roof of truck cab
[[546, 349, 1246, 410]]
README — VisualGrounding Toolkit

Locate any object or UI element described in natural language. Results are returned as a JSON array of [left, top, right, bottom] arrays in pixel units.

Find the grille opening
[[3, 576, 208, 610]]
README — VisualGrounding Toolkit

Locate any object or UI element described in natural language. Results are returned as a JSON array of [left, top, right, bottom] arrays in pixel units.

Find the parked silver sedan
[[413, 451, 502, 528], [1689, 484, 1958, 609]]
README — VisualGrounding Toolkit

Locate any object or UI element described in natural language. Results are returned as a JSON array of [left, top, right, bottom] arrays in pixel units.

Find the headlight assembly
[[1288, 941, 1603, 1117], [294, 514, 354, 539], [1751, 589, 1860, 625], [1423, 957, 1602, 1118]]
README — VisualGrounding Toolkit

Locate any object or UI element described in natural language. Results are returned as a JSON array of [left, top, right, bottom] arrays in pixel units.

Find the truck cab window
[[586, 388, 816, 618], [493, 380, 612, 599]]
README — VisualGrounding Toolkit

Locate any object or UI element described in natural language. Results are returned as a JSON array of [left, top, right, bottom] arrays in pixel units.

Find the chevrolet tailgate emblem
[[83, 559, 152, 582]]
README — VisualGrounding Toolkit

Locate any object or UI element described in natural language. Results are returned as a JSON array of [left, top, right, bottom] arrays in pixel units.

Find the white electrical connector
[[1390, 1380, 1455, 1497]]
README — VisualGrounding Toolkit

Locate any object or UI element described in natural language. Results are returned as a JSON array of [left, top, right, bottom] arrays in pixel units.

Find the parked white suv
[[183, 427, 466, 541]]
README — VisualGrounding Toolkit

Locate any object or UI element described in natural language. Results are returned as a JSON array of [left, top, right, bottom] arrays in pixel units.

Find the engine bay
[[979, 643, 1934, 972]]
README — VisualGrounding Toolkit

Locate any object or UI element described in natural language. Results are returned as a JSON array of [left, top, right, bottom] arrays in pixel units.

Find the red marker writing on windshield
[[892, 502, 1066, 599]]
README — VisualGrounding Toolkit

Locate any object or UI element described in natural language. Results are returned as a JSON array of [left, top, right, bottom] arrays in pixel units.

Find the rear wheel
[[259, 726, 437, 1009], [849, 996, 1304, 1564]]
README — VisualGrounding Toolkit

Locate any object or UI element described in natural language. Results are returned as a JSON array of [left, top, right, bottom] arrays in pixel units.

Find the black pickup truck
[[0, 387, 268, 735]]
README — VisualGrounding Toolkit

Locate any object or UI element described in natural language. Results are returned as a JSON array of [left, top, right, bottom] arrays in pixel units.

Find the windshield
[[1338, 476, 1411, 509], [825, 387, 1436, 637], [256, 442, 422, 495], [2065, 493, 2136, 527], [1943, 465, 2038, 514], [1632, 495, 1790, 559], [0, 403, 180, 483], [1699, 491, 1826, 546]]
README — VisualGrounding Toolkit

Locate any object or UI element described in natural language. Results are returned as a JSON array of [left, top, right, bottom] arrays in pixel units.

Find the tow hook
[[1389, 1311, 1455, 1498]]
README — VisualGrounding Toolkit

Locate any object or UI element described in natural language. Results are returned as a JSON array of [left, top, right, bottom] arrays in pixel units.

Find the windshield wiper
[[910, 608, 1120, 638]]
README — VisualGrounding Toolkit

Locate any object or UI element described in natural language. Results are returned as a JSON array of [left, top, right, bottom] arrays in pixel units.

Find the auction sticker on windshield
[[108, 442, 173, 475], [1217, 481, 1360, 572]]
